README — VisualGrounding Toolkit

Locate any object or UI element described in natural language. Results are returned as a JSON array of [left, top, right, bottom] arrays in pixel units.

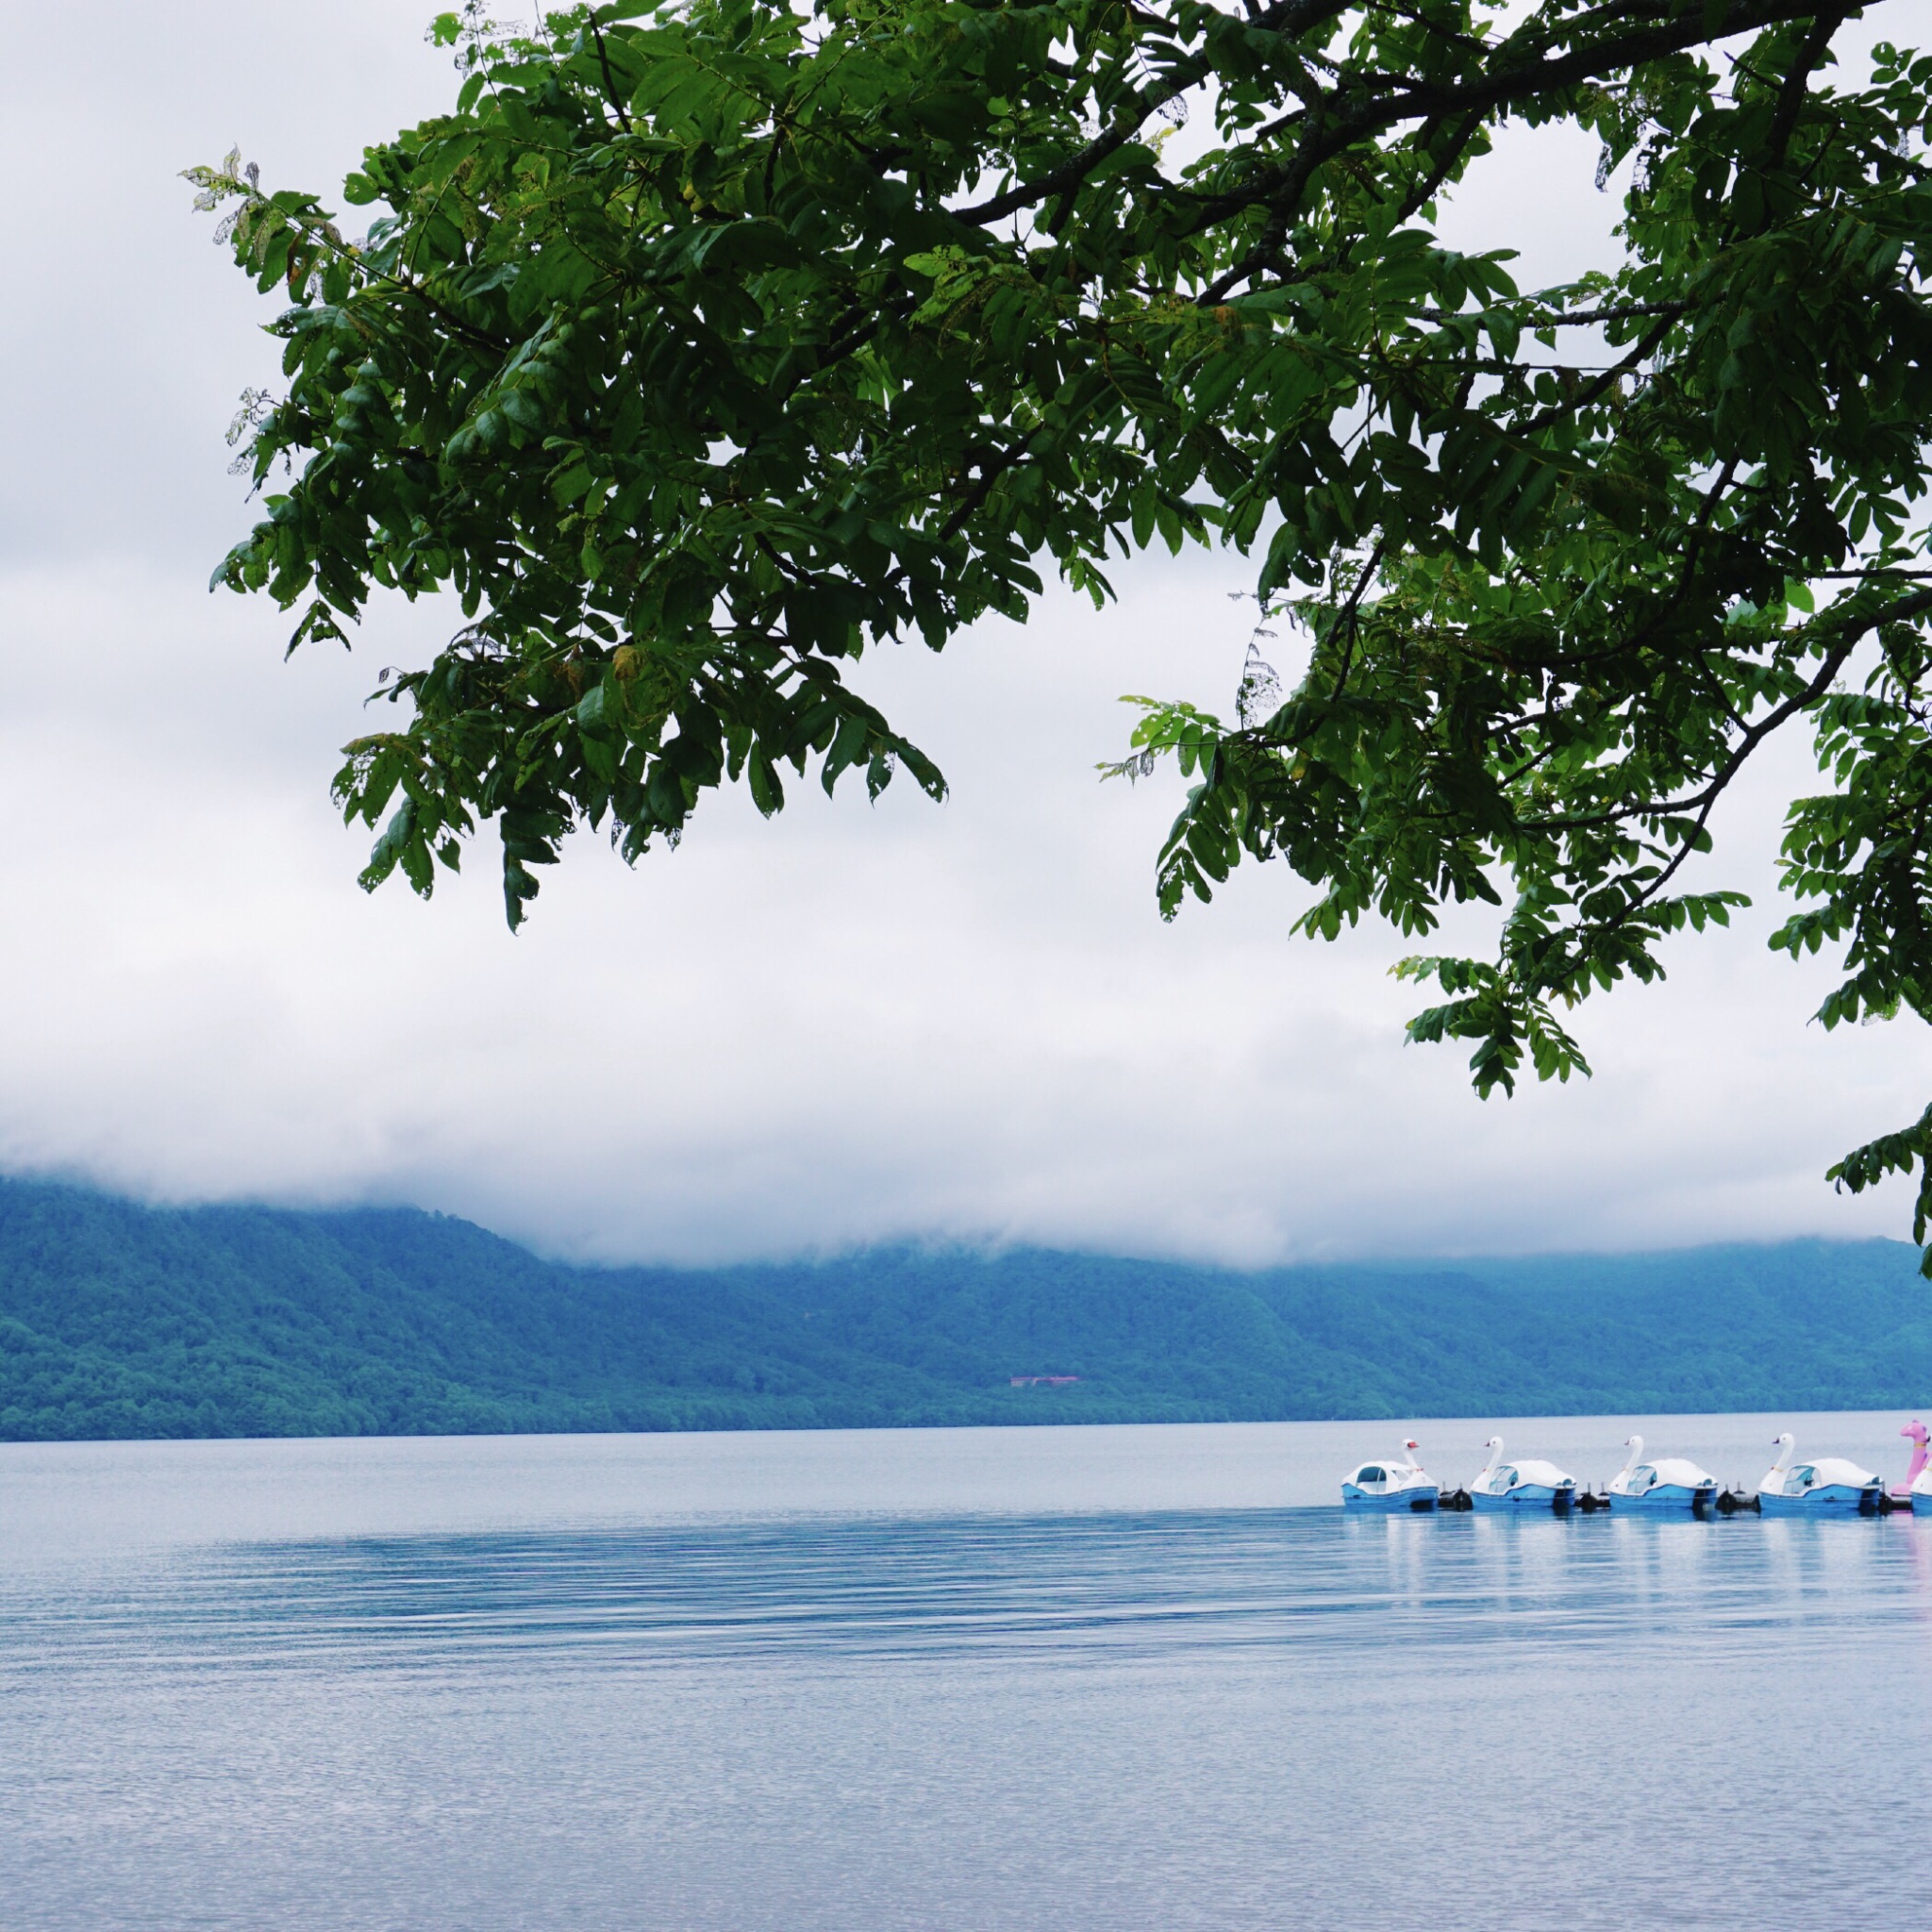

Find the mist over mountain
[[0, 1175, 1926, 1442]]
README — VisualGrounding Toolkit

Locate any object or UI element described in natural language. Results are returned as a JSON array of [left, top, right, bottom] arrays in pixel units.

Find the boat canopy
[[1504, 1458, 1573, 1489]]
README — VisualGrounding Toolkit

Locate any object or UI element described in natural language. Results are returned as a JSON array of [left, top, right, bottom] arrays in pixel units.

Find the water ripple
[[8, 1507, 1929, 1676]]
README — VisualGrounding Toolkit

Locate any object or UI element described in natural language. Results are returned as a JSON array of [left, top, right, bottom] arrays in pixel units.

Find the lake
[[2, 1412, 1927, 1930]]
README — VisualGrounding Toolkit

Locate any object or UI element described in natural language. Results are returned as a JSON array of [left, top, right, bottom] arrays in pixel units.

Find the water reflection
[[8, 1508, 1930, 1681], [8, 1465, 1932, 1931]]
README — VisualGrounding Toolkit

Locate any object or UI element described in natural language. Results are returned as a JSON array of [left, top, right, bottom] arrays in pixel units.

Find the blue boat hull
[[1610, 1485, 1714, 1512], [1916, 1491, 1932, 1515], [1758, 1484, 1876, 1515], [1471, 1486, 1573, 1511], [1342, 1484, 1440, 1511]]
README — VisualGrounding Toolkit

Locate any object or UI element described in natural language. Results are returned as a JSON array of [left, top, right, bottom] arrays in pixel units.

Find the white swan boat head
[[1469, 1436, 1576, 1509], [1342, 1439, 1441, 1510], [1757, 1432, 1881, 1513], [1607, 1434, 1717, 1508]]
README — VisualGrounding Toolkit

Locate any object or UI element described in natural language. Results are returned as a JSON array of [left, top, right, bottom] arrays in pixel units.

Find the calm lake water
[[3, 1413, 1928, 1931]]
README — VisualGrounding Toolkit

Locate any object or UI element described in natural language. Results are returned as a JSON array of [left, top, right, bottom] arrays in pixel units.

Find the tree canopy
[[191, 2, 1932, 1253]]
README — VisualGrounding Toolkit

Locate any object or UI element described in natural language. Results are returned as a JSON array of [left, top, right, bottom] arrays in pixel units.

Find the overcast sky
[[0, 2, 1924, 1267]]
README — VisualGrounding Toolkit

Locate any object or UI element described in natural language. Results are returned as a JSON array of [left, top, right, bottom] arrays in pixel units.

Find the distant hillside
[[0, 1175, 1927, 1441]]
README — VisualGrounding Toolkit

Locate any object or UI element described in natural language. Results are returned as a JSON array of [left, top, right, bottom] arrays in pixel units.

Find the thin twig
[[589, 19, 635, 135]]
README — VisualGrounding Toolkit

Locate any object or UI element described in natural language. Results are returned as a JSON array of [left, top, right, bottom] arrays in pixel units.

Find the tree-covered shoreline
[[0, 1175, 1924, 1441]]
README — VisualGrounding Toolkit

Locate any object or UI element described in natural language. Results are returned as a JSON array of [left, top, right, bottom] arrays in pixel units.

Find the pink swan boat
[[1900, 1420, 1932, 1514]]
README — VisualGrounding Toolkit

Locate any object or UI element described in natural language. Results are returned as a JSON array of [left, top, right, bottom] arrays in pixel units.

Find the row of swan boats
[[1342, 1422, 1932, 1513]]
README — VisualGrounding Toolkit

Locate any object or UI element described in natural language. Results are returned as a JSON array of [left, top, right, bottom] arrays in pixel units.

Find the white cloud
[[0, 2, 1922, 1266]]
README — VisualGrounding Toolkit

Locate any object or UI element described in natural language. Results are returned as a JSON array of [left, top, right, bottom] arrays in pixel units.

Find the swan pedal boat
[[1607, 1435, 1717, 1511], [1469, 1437, 1576, 1511], [1757, 1433, 1882, 1515], [1342, 1441, 1441, 1510], [1898, 1421, 1932, 1515]]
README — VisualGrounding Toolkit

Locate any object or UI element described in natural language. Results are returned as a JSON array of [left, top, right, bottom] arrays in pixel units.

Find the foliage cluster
[[190, 2, 1932, 1241]]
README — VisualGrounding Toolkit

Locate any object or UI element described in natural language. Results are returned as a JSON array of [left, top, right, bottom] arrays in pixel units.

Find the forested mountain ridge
[[0, 1176, 1926, 1441]]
